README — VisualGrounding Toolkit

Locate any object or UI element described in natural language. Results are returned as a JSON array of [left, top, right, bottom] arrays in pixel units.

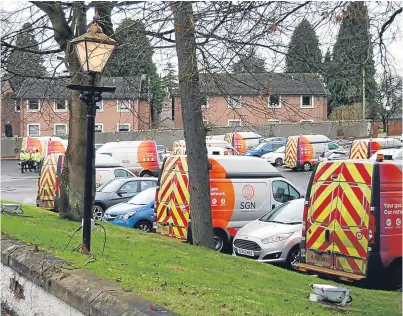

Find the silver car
[[233, 198, 304, 269]]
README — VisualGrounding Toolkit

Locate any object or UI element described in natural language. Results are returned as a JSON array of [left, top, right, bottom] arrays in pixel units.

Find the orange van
[[296, 159, 402, 289], [155, 155, 302, 251], [224, 132, 263, 154], [350, 137, 402, 160]]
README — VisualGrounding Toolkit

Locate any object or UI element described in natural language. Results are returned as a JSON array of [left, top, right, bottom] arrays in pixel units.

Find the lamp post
[[67, 23, 116, 254]]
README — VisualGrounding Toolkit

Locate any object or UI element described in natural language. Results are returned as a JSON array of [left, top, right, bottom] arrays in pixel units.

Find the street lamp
[[67, 22, 116, 254]]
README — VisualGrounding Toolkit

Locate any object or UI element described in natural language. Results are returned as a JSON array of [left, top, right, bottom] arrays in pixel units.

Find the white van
[[95, 154, 136, 189], [97, 140, 160, 177], [172, 139, 239, 155], [155, 155, 302, 251]]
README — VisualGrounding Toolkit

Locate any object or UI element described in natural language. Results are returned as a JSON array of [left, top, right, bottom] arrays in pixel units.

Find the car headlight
[[118, 211, 136, 221], [261, 233, 292, 244]]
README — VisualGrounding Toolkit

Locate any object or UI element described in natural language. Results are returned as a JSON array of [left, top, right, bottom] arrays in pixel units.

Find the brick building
[[173, 73, 329, 127], [1, 76, 151, 137]]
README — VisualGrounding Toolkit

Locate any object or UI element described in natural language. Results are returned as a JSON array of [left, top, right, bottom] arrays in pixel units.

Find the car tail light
[[154, 186, 159, 216], [301, 200, 309, 237], [55, 176, 59, 196], [368, 213, 375, 244]]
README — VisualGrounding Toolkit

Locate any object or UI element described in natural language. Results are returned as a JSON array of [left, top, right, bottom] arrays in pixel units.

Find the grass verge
[[1, 201, 402, 316]]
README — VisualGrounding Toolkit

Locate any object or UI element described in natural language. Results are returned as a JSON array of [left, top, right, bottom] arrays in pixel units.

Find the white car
[[261, 146, 285, 166], [233, 198, 304, 269]]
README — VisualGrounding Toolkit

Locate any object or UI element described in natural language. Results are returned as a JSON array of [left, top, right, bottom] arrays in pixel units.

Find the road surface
[[0, 159, 312, 205]]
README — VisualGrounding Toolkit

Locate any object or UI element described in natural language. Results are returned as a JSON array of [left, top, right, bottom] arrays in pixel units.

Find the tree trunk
[[173, 2, 215, 249]]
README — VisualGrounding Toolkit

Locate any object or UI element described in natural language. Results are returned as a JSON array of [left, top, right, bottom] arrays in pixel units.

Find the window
[[201, 96, 209, 109], [27, 124, 40, 136], [301, 96, 313, 108], [227, 96, 242, 108], [117, 100, 130, 112], [272, 180, 300, 203], [96, 100, 103, 112], [228, 119, 242, 127], [95, 124, 103, 133], [15, 101, 20, 112], [117, 124, 130, 132], [54, 124, 68, 136], [268, 95, 281, 108], [54, 100, 67, 112], [300, 119, 314, 123], [27, 100, 40, 112], [141, 180, 156, 191], [328, 143, 339, 150], [114, 169, 131, 178], [119, 181, 139, 194], [268, 119, 280, 124]]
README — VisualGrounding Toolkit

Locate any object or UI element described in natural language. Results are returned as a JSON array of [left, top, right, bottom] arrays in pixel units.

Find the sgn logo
[[241, 184, 255, 209]]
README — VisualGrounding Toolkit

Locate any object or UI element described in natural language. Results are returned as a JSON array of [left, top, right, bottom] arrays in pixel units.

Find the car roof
[[111, 177, 158, 183]]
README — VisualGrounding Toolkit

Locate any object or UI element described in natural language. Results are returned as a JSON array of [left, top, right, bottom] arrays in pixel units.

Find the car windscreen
[[128, 187, 156, 205], [98, 179, 125, 193], [259, 199, 304, 224]]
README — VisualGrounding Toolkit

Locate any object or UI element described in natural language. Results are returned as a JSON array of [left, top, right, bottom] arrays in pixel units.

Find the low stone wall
[[1, 237, 177, 316], [1, 120, 372, 158]]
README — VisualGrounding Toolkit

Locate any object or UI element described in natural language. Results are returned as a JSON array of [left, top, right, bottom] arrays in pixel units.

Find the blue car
[[102, 187, 156, 232], [244, 141, 284, 157]]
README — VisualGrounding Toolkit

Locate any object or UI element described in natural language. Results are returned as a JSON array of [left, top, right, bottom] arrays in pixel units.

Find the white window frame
[[300, 119, 314, 123], [27, 123, 40, 136], [54, 99, 68, 112], [227, 119, 242, 127], [27, 99, 40, 112], [117, 123, 130, 132], [96, 100, 104, 112], [14, 100, 21, 112], [268, 119, 281, 124], [227, 95, 242, 109], [201, 96, 210, 109], [300, 95, 314, 109], [117, 100, 130, 112], [268, 95, 281, 109], [54, 123, 68, 136], [95, 123, 104, 133]]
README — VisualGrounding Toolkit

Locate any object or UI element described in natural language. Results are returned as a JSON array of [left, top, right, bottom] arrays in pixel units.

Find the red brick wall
[[18, 98, 151, 137], [173, 95, 328, 127], [372, 120, 403, 136]]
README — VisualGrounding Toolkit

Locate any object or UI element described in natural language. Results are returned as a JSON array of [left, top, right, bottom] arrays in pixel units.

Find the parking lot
[[0, 159, 312, 206]]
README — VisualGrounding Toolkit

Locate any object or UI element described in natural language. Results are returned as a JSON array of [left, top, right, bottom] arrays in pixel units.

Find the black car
[[92, 177, 157, 220]]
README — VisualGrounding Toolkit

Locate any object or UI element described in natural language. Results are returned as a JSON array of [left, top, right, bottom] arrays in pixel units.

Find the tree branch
[[1, 41, 62, 55]]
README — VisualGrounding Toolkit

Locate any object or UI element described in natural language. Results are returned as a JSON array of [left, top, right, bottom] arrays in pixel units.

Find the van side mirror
[[300, 194, 305, 198]]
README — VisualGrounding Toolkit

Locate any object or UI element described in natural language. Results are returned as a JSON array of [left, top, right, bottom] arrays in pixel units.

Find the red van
[[296, 159, 402, 289]]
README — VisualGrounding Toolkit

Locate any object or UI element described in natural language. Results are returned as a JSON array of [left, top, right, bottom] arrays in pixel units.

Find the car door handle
[[325, 230, 330, 242], [272, 204, 276, 210]]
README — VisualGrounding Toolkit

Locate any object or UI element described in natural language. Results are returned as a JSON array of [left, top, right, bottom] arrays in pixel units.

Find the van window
[[328, 143, 339, 150], [272, 180, 300, 203], [114, 169, 130, 178]]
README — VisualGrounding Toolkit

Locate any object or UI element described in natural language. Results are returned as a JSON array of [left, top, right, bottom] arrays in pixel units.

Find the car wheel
[[275, 158, 283, 166], [214, 230, 228, 252], [140, 171, 152, 177], [302, 162, 312, 172], [134, 220, 152, 232], [92, 204, 104, 221], [287, 245, 301, 270]]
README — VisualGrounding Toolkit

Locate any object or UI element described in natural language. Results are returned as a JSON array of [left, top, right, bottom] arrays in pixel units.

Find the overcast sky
[[1, 1, 402, 77]]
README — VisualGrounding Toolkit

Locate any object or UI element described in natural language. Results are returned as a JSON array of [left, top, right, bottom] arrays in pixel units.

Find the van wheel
[[387, 260, 402, 290], [140, 171, 152, 177], [287, 245, 301, 270], [303, 162, 312, 172], [134, 220, 152, 232], [275, 158, 283, 166], [214, 229, 228, 252], [92, 204, 104, 221]]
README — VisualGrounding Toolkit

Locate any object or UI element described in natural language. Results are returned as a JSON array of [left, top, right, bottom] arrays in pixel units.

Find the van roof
[[353, 138, 403, 146], [290, 134, 331, 142], [98, 140, 156, 150], [95, 154, 122, 167], [233, 132, 262, 139]]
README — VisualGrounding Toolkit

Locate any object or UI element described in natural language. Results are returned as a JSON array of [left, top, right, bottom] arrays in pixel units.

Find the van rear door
[[38, 155, 59, 209], [332, 162, 372, 275], [350, 140, 369, 159], [156, 156, 177, 236], [285, 136, 298, 168]]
